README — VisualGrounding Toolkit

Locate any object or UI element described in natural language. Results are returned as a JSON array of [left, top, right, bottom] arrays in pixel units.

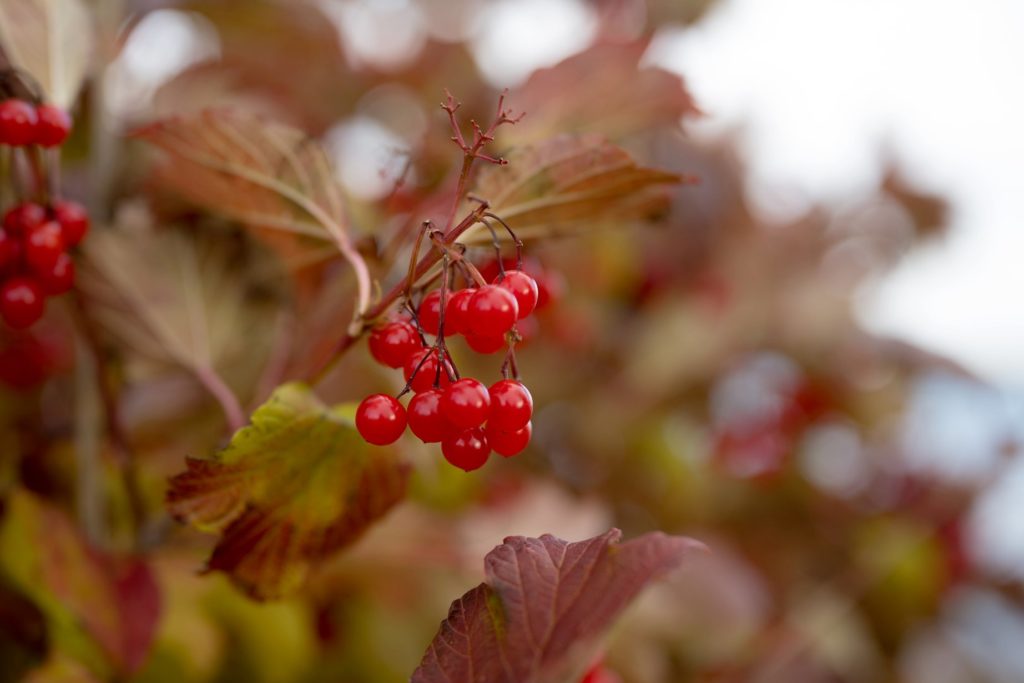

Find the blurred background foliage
[[0, 0, 1021, 682]]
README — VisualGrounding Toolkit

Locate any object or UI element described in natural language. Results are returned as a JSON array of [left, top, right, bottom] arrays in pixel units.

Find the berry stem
[[310, 202, 489, 384], [440, 89, 523, 232], [483, 211, 524, 271], [429, 231, 487, 287]]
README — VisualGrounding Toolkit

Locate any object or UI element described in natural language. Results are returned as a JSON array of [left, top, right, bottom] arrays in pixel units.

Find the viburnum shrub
[[0, 70, 86, 331], [345, 92, 548, 471]]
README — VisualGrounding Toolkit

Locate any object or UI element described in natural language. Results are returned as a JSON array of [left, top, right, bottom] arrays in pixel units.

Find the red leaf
[[412, 529, 705, 683]]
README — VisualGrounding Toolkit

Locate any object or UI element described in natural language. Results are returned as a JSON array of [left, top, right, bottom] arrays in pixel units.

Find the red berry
[[35, 252, 75, 295], [24, 221, 64, 270], [467, 285, 518, 337], [3, 202, 46, 235], [441, 378, 491, 429], [486, 421, 532, 457], [465, 331, 506, 354], [33, 105, 72, 147], [495, 270, 539, 319], [0, 230, 21, 274], [445, 288, 474, 335], [535, 269, 565, 310], [1, 277, 45, 329], [477, 257, 518, 283], [418, 289, 450, 336], [0, 333, 54, 389], [368, 320, 421, 368], [407, 389, 456, 443], [53, 201, 89, 247], [403, 348, 453, 393], [441, 427, 490, 471], [488, 380, 533, 431], [355, 394, 407, 445], [0, 100, 38, 146]]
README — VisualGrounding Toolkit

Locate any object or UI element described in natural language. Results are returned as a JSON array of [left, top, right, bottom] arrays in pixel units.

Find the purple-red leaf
[[412, 529, 705, 683]]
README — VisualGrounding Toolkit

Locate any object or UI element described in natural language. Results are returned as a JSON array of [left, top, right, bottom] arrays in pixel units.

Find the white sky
[[641, 0, 1024, 387]]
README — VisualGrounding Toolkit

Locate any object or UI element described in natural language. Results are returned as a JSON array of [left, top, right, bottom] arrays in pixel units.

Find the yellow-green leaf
[[166, 383, 410, 600]]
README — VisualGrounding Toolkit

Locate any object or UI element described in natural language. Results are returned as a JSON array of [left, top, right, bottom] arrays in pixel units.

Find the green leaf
[[166, 383, 410, 600], [0, 491, 161, 678]]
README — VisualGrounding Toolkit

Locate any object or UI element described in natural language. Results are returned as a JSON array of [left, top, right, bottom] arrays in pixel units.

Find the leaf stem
[[196, 365, 246, 432], [70, 290, 147, 549]]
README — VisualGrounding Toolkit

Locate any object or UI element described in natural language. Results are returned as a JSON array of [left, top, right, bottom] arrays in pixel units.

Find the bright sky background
[[642, 0, 1024, 389]]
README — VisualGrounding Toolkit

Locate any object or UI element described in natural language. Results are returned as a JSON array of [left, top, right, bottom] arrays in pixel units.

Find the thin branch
[[70, 291, 147, 549]]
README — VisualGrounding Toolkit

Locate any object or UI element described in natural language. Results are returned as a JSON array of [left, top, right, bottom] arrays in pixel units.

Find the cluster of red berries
[[0, 96, 84, 330], [0, 200, 88, 328], [0, 98, 72, 148], [355, 266, 543, 471]]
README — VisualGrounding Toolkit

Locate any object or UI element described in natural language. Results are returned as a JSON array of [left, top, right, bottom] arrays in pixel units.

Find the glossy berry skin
[[24, 221, 64, 270], [0, 100, 38, 146], [418, 289, 450, 336], [445, 288, 474, 335], [465, 331, 505, 354], [441, 378, 491, 429], [53, 201, 89, 247], [33, 105, 72, 147], [0, 230, 21, 274], [35, 252, 75, 295], [403, 348, 453, 393], [355, 394, 407, 445], [487, 421, 532, 457], [368, 320, 421, 368], [488, 380, 533, 432], [407, 389, 456, 443], [3, 202, 45, 235], [467, 285, 518, 337], [495, 270, 539, 319], [1, 278, 45, 329], [441, 427, 490, 471]]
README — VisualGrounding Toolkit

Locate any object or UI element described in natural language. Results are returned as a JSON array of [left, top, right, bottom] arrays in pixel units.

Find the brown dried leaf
[[166, 383, 410, 600], [467, 134, 688, 242], [134, 109, 350, 246], [77, 212, 276, 391], [412, 529, 705, 683], [0, 0, 93, 108]]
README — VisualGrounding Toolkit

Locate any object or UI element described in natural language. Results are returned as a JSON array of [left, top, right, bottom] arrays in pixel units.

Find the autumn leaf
[[466, 134, 690, 243], [166, 382, 410, 600], [77, 209, 277, 426], [0, 0, 93, 108], [134, 108, 370, 313], [506, 42, 700, 144], [412, 529, 705, 683], [0, 491, 162, 678]]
